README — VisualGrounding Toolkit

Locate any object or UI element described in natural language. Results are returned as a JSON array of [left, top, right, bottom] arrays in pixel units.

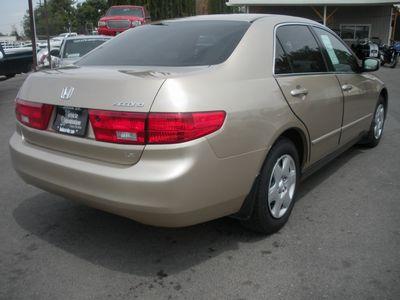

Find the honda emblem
[[60, 86, 74, 100]]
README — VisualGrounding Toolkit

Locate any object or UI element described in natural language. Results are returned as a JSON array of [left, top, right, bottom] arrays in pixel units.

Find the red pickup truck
[[98, 5, 151, 36]]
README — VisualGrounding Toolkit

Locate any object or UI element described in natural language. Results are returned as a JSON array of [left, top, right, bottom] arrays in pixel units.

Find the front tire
[[242, 138, 300, 234], [362, 96, 386, 148]]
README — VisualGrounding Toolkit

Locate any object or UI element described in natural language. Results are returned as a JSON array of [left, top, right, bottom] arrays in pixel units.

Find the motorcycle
[[351, 38, 380, 60], [379, 41, 400, 68]]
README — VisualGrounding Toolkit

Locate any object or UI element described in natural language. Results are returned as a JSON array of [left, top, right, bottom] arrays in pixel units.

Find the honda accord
[[10, 14, 387, 233]]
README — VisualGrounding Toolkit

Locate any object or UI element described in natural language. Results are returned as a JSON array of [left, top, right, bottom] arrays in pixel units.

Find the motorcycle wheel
[[380, 54, 386, 66], [389, 53, 398, 68]]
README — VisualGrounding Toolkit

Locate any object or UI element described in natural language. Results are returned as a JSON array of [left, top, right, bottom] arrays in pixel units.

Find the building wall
[[250, 5, 393, 43]]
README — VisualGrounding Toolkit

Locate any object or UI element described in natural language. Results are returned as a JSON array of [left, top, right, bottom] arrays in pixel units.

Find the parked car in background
[[98, 5, 150, 36], [51, 32, 78, 47], [0, 43, 33, 78], [10, 15, 387, 234], [37, 47, 60, 69], [50, 35, 111, 68]]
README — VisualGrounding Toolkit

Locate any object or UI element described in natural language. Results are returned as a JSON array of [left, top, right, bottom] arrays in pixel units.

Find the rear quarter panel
[[152, 18, 309, 164]]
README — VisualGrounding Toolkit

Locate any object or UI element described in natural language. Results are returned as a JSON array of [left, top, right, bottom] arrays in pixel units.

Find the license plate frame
[[52, 106, 89, 137]]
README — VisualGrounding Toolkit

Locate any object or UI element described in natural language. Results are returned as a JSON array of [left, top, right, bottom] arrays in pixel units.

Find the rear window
[[77, 21, 250, 67], [63, 39, 109, 59], [276, 25, 327, 74], [106, 7, 143, 17]]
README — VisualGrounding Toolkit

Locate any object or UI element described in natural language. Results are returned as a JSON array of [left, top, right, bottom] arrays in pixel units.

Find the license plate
[[52, 106, 88, 137]]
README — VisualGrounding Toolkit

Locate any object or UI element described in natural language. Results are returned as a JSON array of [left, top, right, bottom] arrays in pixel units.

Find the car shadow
[[13, 192, 263, 277], [297, 145, 365, 202], [12, 145, 365, 277]]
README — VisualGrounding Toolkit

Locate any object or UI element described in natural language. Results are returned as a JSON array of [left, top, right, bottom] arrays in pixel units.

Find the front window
[[63, 39, 109, 59], [77, 21, 250, 67], [106, 7, 144, 17], [313, 27, 360, 73]]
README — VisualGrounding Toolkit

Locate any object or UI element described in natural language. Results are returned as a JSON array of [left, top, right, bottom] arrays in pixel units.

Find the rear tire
[[389, 53, 398, 68], [24, 63, 32, 73], [362, 96, 386, 148], [241, 138, 300, 234]]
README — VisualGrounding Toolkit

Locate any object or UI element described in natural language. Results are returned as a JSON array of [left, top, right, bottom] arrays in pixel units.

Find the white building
[[227, 0, 400, 44]]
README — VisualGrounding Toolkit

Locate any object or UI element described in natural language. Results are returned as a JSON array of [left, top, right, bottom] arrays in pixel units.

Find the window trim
[[273, 22, 329, 76], [273, 22, 361, 77], [339, 24, 371, 41]]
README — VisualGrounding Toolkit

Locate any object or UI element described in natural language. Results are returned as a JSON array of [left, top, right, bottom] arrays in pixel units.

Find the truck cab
[[0, 43, 33, 79], [97, 5, 150, 36]]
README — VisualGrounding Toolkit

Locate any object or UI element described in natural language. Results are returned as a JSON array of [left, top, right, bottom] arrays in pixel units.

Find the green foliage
[[23, 0, 234, 37], [23, 0, 77, 38], [76, 0, 108, 33], [207, 0, 233, 14]]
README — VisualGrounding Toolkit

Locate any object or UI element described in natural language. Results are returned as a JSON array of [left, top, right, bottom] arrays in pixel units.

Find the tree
[[23, 0, 77, 38], [22, 0, 233, 38], [76, 0, 108, 34], [10, 25, 21, 40], [208, 0, 234, 14]]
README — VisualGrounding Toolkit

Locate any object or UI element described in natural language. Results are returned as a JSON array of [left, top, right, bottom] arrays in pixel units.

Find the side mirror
[[362, 58, 380, 72], [49, 49, 60, 57], [0, 51, 4, 59]]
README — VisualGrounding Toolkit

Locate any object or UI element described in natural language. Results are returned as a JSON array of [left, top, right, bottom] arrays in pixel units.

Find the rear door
[[311, 26, 378, 145], [274, 24, 344, 164]]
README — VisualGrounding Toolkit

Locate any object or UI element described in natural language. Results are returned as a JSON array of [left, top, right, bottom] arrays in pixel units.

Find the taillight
[[89, 110, 146, 144], [147, 112, 226, 144], [15, 99, 53, 130], [88, 110, 226, 144]]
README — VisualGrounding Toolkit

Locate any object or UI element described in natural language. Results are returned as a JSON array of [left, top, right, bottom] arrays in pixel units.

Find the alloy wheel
[[268, 154, 296, 219], [374, 104, 385, 139]]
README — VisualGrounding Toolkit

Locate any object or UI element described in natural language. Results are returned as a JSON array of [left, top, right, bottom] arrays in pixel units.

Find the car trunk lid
[[17, 66, 166, 165]]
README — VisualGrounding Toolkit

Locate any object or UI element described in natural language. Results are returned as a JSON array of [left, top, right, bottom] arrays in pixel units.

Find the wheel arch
[[379, 87, 388, 116], [278, 127, 308, 170], [232, 125, 309, 221]]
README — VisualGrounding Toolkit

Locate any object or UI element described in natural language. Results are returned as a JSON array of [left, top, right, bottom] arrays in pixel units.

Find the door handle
[[290, 88, 309, 97], [342, 84, 353, 92]]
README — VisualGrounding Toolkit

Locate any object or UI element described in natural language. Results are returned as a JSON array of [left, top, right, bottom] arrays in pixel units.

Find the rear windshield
[[77, 21, 250, 67], [106, 7, 143, 17], [63, 39, 109, 59]]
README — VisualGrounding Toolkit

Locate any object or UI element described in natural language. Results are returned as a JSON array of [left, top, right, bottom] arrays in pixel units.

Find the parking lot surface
[[0, 68, 400, 300]]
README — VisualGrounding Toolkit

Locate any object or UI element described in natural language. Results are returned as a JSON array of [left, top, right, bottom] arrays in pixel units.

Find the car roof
[[63, 35, 112, 41], [170, 13, 321, 25]]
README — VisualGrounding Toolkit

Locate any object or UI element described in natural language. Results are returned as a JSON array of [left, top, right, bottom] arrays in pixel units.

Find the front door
[[311, 26, 377, 145]]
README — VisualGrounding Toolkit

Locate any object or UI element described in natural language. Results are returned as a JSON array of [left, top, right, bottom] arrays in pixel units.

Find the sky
[[0, 0, 85, 35]]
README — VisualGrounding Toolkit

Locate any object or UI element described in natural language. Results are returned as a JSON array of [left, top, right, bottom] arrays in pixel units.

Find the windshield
[[63, 38, 109, 59], [106, 7, 143, 17], [77, 21, 250, 67]]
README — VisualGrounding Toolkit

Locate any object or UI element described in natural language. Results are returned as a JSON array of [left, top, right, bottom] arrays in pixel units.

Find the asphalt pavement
[[0, 69, 399, 300]]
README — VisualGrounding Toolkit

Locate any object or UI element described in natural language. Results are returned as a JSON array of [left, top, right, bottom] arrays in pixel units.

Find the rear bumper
[[9, 131, 264, 227]]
